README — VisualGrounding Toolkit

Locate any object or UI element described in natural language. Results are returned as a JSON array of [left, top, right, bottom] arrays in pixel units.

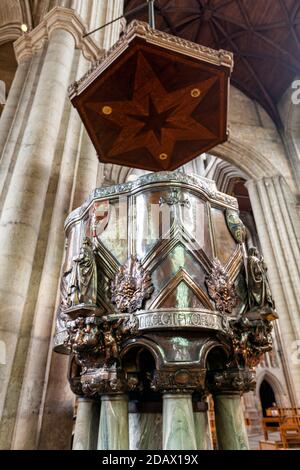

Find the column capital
[[245, 174, 284, 190], [151, 368, 206, 394], [207, 368, 256, 396], [14, 6, 103, 64]]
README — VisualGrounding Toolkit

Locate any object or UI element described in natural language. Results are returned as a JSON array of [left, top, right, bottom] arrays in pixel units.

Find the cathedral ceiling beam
[[124, 0, 300, 127], [211, 17, 281, 126]]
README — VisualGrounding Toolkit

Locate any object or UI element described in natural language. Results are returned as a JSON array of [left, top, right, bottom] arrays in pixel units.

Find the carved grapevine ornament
[[206, 259, 237, 314], [111, 256, 154, 313]]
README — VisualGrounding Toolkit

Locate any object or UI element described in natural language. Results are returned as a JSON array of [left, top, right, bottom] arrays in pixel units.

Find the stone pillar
[[10, 50, 89, 450], [0, 26, 76, 448], [278, 77, 300, 193], [129, 402, 162, 450], [73, 398, 100, 450], [129, 413, 162, 450], [162, 394, 197, 450], [246, 176, 300, 404], [0, 51, 44, 206], [31, 1, 122, 451], [98, 395, 129, 450], [194, 402, 213, 450], [207, 369, 253, 450], [103, 0, 124, 50], [71, 127, 99, 209], [213, 395, 249, 450], [0, 58, 31, 158]]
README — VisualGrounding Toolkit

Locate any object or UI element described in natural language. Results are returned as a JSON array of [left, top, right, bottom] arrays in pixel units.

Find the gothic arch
[[199, 340, 231, 370], [204, 157, 247, 194], [256, 370, 288, 408], [121, 338, 164, 370], [213, 137, 280, 181]]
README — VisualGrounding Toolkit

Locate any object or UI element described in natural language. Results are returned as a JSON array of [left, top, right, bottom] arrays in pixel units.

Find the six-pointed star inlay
[[86, 52, 218, 166], [128, 96, 180, 144]]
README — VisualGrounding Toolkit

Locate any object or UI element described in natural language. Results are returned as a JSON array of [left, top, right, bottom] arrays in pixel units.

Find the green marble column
[[97, 395, 129, 450], [129, 412, 162, 450], [194, 410, 213, 450], [73, 398, 100, 450], [163, 394, 197, 450], [213, 394, 249, 450]]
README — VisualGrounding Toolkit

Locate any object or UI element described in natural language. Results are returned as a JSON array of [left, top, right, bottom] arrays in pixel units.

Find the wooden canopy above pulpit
[[69, 20, 233, 171]]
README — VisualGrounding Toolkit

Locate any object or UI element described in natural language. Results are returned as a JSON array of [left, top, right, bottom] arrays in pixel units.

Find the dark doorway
[[260, 379, 276, 416]]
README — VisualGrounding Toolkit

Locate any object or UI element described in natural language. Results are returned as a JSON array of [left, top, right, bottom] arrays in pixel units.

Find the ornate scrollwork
[[64, 171, 238, 230], [80, 365, 138, 397], [65, 315, 139, 370], [111, 256, 154, 313], [69, 20, 233, 100], [159, 189, 190, 208], [65, 314, 139, 397], [150, 368, 205, 393], [206, 259, 237, 314], [207, 368, 256, 395]]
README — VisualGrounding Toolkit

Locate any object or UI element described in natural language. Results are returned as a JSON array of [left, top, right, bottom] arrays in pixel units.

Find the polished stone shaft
[[98, 394, 129, 450], [163, 394, 197, 450], [194, 408, 213, 450], [213, 394, 249, 450], [73, 398, 100, 450]]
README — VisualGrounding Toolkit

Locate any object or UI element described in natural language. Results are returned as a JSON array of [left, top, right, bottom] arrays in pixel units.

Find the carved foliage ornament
[[207, 368, 256, 395], [80, 366, 138, 397], [159, 189, 190, 208], [150, 368, 205, 393], [111, 256, 154, 313], [206, 259, 237, 314]]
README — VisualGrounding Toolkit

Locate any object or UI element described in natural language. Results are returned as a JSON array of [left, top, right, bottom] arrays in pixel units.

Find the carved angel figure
[[67, 237, 97, 307], [102, 320, 120, 365], [247, 247, 275, 313]]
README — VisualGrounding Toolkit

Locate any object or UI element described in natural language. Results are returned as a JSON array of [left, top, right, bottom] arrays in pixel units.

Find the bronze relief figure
[[247, 247, 276, 315], [67, 237, 97, 307]]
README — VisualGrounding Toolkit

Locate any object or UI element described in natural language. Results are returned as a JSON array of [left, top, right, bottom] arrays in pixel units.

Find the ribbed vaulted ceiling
[[124, 0, 300, 126]]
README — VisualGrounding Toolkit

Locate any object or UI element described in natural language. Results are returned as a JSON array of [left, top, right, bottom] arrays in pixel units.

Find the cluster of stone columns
[[73, 384, 249, 451], [246, 176, 300, 405], [0, 1, 124, 450]]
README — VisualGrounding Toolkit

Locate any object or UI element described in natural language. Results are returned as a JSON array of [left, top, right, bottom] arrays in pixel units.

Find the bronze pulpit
[[54, 171, 276, 450]]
